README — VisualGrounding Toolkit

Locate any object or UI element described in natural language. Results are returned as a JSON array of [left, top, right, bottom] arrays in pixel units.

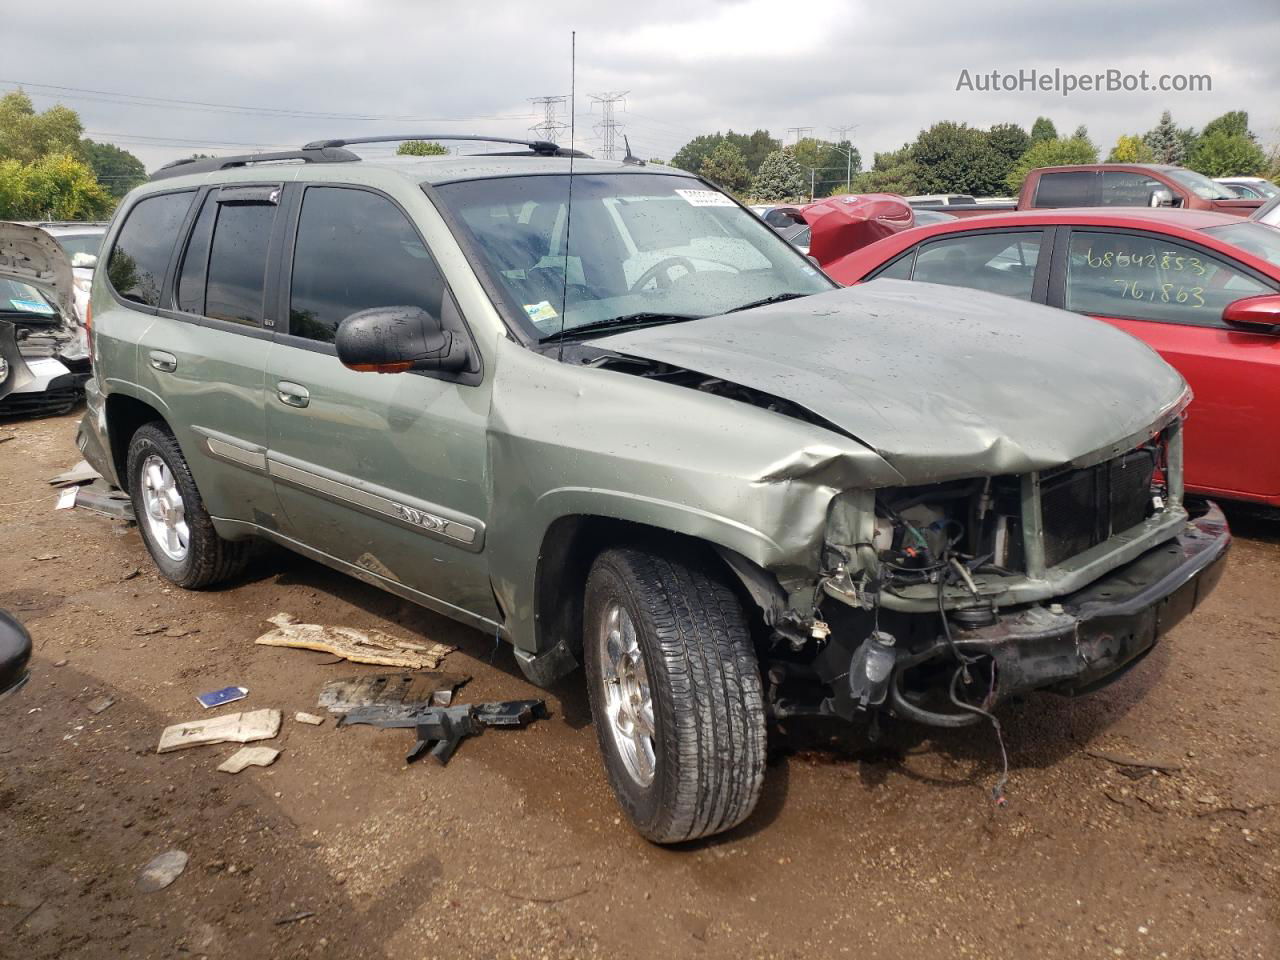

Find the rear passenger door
[[263, 184, 497, 622], [1049, 227, 1280, 501], [127, 184, 283, 526]]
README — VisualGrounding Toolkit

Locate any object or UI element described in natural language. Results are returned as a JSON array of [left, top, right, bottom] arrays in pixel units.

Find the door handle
[[276, 381, 310, 408], [149, 350, 177, 373]]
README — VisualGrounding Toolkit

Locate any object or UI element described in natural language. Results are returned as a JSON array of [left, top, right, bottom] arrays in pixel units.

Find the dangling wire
[[949, 665, 1009, 807]]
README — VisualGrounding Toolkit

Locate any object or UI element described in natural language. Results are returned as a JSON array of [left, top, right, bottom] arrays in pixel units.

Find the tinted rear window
[[1033, 171, 1096, 208], [107, 192, 194, 306], [205, 203, 276, 326]]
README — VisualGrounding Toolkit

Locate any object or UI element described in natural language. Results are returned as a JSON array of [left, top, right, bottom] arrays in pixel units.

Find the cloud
[[3, 0, 1277, 174]]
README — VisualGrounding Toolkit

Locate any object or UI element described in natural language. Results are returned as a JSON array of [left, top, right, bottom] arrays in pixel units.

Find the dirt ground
[[1, 411, 1277, 960]]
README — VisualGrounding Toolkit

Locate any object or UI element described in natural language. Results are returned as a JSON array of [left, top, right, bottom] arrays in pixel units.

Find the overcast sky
[[5, 0, 1279, 175]]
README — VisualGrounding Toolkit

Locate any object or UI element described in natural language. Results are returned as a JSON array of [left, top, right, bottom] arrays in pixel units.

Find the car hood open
[[0, 222, 77, 321], [594, 280, 1189, 483]]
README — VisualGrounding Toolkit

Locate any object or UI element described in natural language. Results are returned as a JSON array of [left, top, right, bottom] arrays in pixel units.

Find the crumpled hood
[[595, 280, 1189, 483], [0, 222, 77, 321]]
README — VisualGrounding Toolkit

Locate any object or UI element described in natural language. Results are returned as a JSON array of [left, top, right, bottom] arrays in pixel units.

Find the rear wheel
[[584, 547, 766, 843], [126, 423, 250, 589]]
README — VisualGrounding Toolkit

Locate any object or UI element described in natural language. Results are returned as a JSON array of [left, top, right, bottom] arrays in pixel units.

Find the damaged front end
[[0, 223, 90, 419], [763, 419, 1231, 730]]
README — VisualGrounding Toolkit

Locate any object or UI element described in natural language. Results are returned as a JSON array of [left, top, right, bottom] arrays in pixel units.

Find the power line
[[2, 79, 536, 123], [589, 92, 629, 160]]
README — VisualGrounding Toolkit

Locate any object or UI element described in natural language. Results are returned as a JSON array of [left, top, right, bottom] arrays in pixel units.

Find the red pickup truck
[[923, 164, 1264, 218]]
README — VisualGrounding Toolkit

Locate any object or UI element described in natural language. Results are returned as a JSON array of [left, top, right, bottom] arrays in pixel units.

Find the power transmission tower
[[529, 96, 570, 142], [589, 91, 629, 159], [830, 124, 859, 192], [786, 126, 814, 144]]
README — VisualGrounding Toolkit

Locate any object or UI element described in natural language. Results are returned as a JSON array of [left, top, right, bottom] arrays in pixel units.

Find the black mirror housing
[[335, 306, 469, 373]]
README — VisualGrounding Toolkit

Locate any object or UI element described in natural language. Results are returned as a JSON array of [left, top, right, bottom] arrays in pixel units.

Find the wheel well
[[533, 516, 771, 663], [105, 394, 167, 492]]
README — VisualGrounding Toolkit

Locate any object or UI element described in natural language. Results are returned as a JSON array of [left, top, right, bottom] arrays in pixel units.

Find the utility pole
[[589, 91, 629, 159], [529, 96, 569, 142], [831, 124, 858, 192]]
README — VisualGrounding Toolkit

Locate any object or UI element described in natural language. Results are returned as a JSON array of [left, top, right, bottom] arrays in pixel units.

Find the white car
[[26, 222, 108, 321], [0, 223, 90, 418], [1214, 177, 1280, 201]]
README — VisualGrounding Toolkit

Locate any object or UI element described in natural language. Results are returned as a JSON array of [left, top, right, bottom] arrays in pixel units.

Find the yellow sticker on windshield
[[523, 300, 559, 322]]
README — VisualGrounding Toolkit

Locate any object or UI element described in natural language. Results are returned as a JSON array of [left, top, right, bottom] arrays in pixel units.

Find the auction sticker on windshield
[[9, 298, 54, 314], [675, 189, 736, 207], [523, 300, 559, 322]]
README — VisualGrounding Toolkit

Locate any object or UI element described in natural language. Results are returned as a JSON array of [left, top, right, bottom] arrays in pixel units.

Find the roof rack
[[301, 134, 590, 158], [150, 146, 359, 181]]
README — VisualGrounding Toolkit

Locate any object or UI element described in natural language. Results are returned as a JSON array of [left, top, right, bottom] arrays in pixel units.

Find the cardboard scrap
[[255, 613, 453, 670], [293, 712, 325, 726], [217, 746, 281, 774], [48, 460, 102, 487], [157, 709, 282, 753]]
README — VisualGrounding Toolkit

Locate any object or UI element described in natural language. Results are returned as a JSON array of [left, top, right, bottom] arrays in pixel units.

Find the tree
[[1144, 111, 1187, 165], [1106, 134, 1156, 163], [672, 130, 781, 176], [397, 140, 448, 156], [81, 139, 146, 199], [789, 137, 861, 194], [1030, 117, 1058, 144], [750, 149, 808, 202], [908, 121, 1008, 196], [0, 91, 85, 165], [850, 145, 922, 195], [0, 152, 114, 220], [987, 123, 1031, 162], [698, 140, 751, 196], [1005, 135, 1099, 192], [1189, 130, 1267, 177], [1201, 111, 1253, 142]]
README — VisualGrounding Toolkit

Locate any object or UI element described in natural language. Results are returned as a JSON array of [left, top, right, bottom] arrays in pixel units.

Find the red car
[[827, 209, 1280, 507]]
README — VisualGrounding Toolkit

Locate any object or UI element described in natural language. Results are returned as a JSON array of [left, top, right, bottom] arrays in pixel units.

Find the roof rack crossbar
[[150, 146, 359, 181], [301, 134, 585, 157]]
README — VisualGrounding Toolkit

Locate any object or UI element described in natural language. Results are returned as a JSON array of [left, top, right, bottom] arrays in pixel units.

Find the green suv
[[77, 136, 1229, 842]]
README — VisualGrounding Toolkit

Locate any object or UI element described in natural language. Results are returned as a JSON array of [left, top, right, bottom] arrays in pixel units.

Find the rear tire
[[126, 422, 250, 589], [584, 547, 766, 843]]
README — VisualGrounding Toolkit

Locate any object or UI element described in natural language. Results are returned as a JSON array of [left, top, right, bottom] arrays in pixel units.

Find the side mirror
[[1149, 188, 1175, 208], [335, 306, 469, 374], [1223, 295, 1280, 332]]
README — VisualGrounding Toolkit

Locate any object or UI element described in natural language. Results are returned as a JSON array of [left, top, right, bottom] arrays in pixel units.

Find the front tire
[[584, 547, 766, 843], [126, 422, 250, 589]]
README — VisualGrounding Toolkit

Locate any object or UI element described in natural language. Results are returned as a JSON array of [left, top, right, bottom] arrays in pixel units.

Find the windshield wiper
[[724, 292, 811, 314], [542, 312, 701, 342]]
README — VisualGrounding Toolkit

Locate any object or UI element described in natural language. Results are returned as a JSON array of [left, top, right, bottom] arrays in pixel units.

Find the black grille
[[1040, 449, 1156, 568]]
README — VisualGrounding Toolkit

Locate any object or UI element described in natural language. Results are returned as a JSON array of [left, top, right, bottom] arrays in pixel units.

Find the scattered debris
[[54, 487, 78, 510], [53, 659, 67, 668], [293, 711, 325, 726], [73, 482, 135, 521], [0, 434, 13, 444], [274, 910, 316, 925], [32, 554, 59, 561], [48, 460, 102, 487], [1085, 749, 1183, 774], [165, 627, 195, 639], [340, 699, 547, 765], [256, 614, 454, 669], [157, 709, 281, 753], [136, 850, 188, 893], [217, 746, 281, 774], [120, 567, 142, 581], [196, 686, 247, 709], [87, 696, 114, 715], [133, 624, 168, 636], [317, 672, 470, 717]]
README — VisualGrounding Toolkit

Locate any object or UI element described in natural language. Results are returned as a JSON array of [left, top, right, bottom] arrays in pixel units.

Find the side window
[[909, 231, 1043, 300], [204, 200, 278, 326], [106, 191, 194, 306], [176, 194, 216, 314], [1100, 172, 1165, 206], [874, 251, 915, 280], [288, 187, 446, 344], [1065, 231, 1272, 327], [1033, 172, 1096, 208]]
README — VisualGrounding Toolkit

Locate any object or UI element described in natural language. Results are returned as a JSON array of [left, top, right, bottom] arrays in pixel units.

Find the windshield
[[1204, 221, 1280, 269], [0, 278, 57, 318], [1166, 169, 1238, 201], [434, 173, 832, 339], [54, 233, 104, 260]]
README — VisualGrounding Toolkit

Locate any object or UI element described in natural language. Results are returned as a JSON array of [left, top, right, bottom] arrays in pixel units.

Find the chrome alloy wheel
[[139, 454, 189, 562], [598, 601, 657, 787]]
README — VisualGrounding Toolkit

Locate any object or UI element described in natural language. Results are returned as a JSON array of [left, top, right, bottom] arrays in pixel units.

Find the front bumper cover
[[946, 502, 1229, 704]]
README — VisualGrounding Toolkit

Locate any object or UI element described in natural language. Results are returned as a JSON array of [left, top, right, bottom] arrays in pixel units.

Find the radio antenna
[[556, 30, 576, 363]]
